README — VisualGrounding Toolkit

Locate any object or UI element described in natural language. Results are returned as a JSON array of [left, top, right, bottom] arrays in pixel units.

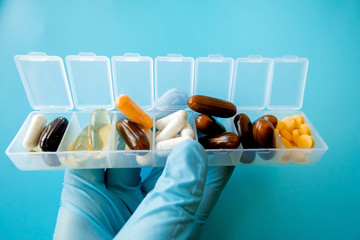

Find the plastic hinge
[[247, 55, 263, 63]]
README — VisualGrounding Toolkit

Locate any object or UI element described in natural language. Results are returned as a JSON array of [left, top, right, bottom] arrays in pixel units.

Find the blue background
[[1, 0, 359, 239]]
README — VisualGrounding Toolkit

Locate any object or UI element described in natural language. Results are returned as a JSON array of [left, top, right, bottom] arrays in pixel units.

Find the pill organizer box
[[6, 52, 328, 170]]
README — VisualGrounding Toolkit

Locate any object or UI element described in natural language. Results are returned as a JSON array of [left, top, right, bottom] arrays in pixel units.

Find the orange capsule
[[115, 95, 153, 131]]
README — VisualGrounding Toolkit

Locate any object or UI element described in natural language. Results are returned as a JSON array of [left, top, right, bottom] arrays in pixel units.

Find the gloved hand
[[54, 140, 234, 240]]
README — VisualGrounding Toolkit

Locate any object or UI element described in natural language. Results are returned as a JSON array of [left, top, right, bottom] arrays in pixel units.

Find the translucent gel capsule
[[23, 114, 47, 150], [39, 117, 69, 152], [195, 114, 226, 136], [70, 126, 90, 151], [116, 94, 153, 131], [198, 132, 240, 149], [88, 109, 111, 151], [187, 95, 237, 118], [116, 119, 150, 151]]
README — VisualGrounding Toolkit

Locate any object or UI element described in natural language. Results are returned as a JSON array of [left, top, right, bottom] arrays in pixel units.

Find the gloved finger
[[105, 168, 143, 214], [55, 169, 129, 239], [153, 88, 188, 111], [140, 167, 164, 195], [189, 165, 235, 240], [115, 139, 207, 240]]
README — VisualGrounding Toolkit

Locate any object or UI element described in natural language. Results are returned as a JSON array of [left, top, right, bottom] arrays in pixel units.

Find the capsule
[[234, 113, 255, 149], [198, 132, 240, 149], [23, 114, 47, 150], [39, 117, 69, 152], [187, 95, 237, 118], [116, 119, 150, 151], [155, 110, 188, 131], [156, 115, 187, 143], [115, 94, 153, 131], [254, 115, 278, 129], [180, 122, 195, 139], [156, 136, 192, 150], [195, 114, 226, 136], [252, 119, 276, 149], [88, 109, 111, 151]]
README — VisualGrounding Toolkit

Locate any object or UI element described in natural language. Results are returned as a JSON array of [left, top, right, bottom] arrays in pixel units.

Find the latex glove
[[54, 140, 234, 240]]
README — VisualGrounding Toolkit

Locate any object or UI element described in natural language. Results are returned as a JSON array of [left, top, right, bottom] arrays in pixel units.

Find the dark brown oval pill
[[116, 119, 150, 151], [254, 114, 278, 129], [195, 114, 226, 136], [252, 119, 276, 148], [187, 95, 237, 118], [39, 117, 69, 152], [233, 113, 255, 149], [198, 132, 240, 149]]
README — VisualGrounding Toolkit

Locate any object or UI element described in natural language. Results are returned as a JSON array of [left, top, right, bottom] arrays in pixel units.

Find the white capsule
[[156, 136, 192, 150], [180, 122, 195, 139], [23, 114, 47, 150], [155, 110, 188, 131], [155, 115, 187, 142]]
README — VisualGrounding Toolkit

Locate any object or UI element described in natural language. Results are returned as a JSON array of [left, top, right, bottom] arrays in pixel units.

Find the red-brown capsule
[[254, 115, 278, 129], [195, 114, 226, 136], [39, 117, 68, 152], [198, 132, 240, 149], [253, 119, 276, 148], [233, 113, 255, 149], [187, 95, 237, 118], [116, 119, 150, 150]]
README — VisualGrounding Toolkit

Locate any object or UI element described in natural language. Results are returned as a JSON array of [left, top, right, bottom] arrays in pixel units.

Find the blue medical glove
[[54, 140, 234, 240]]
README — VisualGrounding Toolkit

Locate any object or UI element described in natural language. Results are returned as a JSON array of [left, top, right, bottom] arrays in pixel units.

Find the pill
[[299, 123, 311, 135], [280, 129, 292, 142], [127, 130, 153, 151], [252, 119, 276, 148], [239, 151, 256, 164], [116, 119, 150, 150], [180, 122, 195, 139], [198, 132, 240, 149], [88, 109, 111, 151], [233, 113, 255, 149], [254, 115, 278, 129], [39, 117, 69, 152], [187, 95, 237, 118], [156, 136, 192, 150], [281, 136, 293, 148], [155, 114, 187, 142], [293, 114, 305, 128], [297, 135, 313, 148], [276, 120, 284, 130], [115, 94, 153, 131], [155, 110, 188, 131], [136, 130, 154, 165], [282, 117, 296, 132], [195, 114, 226, 136], [70, 126, 90, 151], [23, 114, 47, 150], [292, 129, 301, 144]]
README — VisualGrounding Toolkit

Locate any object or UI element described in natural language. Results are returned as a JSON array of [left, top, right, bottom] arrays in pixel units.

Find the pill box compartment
[[6, 52, 328, 170]]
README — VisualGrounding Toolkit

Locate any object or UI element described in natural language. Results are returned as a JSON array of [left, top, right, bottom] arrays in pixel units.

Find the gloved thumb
[[115, 139, 207, 240]]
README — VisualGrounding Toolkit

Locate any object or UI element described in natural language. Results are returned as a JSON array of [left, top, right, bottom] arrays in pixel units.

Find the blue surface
[[0, 0, 359, 239]]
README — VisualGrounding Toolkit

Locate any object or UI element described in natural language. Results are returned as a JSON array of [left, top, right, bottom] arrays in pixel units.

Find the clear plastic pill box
[[6, 52, 328, 170]]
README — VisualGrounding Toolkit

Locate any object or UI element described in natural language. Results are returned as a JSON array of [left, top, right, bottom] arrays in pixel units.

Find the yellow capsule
[[299, 123, 311, 135], [293, 114, 305, 128], [280, 129, 292, 142], [292, 129, 301, 144], [297, 135, 313, 148], [281, 136, 293, 148], [282, 117, 296, 131], [276, 120, 284, 130]]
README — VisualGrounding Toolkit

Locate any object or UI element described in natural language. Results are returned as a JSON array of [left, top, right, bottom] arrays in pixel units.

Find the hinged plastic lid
[[155, 54, 194, 110], [66, 53, 114, 110], [267, 56, 308, 110], [111, 53, 154, 110], [14, 52, 73, 111], [231, 55, 272, 110], [194, 54, 234, 101]]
